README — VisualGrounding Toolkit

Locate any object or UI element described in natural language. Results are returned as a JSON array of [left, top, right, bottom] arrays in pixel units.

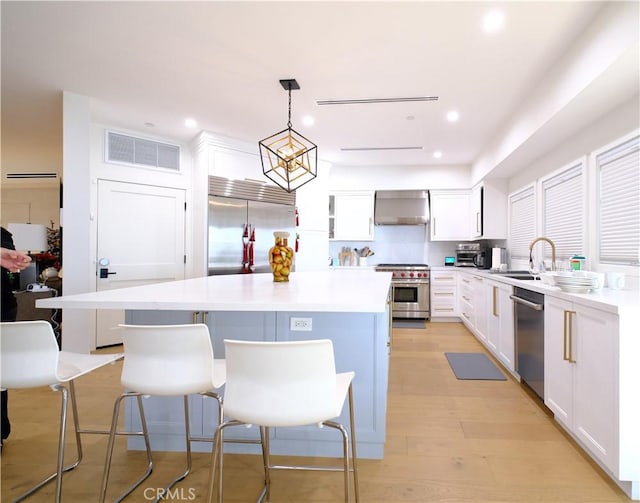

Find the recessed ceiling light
[[433, 151, 443, 159], [185, 118, 198, 129], [446, 110, 460, 122], [483, 9, 505, 34], [302, 115, 315, 127]]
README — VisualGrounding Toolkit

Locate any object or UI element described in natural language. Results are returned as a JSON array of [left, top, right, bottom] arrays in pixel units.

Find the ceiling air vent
[[106, 131, 180, 171]]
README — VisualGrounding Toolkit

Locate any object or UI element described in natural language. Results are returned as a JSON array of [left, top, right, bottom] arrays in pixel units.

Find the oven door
[[391, 281, 430, 319]]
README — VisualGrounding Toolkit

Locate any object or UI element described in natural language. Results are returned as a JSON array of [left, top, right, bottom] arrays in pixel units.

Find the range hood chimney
[[374, 190, 429, 225]]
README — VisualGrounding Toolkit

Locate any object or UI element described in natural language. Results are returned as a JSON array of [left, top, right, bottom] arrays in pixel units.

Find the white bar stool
[[207, 338, 359, 503], [99, 323, 225, 503], [0, 320, 123, 503]]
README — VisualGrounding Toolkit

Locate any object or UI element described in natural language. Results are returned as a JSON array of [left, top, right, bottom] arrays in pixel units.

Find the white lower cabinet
[[458, 273, 474, 328], [486, 279, 514, 371], [458, 272, 513, 371], [544, 297, 618, 474], [471, 275, 487, 342], [430, 269, 458, 318], [455, 273, 638, 498]]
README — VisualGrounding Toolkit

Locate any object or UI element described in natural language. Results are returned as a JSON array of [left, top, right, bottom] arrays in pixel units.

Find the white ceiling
[[1, 1, 635, 177]]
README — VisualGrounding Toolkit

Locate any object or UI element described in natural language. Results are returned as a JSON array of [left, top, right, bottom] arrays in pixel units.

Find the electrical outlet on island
[[290, 317, 312, 331]]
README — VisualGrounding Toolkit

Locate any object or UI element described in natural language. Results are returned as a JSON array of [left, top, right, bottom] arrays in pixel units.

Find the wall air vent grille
[[106, 131, 180, 171], [6, 172, 58, 179]]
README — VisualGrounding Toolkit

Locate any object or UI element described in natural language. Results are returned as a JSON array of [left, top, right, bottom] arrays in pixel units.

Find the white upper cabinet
[[329, 191, 374, 241], [429, 190, 470, 241], [470, 180, 508, 240]]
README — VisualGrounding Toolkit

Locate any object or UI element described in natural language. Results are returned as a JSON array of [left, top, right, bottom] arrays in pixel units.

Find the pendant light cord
[[287, 84, 292, 129]]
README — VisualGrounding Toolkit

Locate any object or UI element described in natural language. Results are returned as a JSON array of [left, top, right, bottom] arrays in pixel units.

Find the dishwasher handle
[[509, 294, 544, 311]]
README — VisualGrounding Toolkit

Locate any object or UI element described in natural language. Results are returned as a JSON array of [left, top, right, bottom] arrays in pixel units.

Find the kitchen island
[[37, 269, 393, 459]]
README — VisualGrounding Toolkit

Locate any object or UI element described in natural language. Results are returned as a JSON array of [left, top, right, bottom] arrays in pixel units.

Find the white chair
[[207, 338, 359, 503], [0, 320, 123, 503], [99, 324, 226, 503]]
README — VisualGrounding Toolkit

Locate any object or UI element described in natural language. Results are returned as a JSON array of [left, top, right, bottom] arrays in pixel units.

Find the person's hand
[[1, 248, 32, 273]]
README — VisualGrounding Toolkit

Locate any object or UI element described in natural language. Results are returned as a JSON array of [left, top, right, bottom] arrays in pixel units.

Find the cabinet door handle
[[492, 286, 498, 317], [433, 217, 436, 235], [563, 310, 576, 363]]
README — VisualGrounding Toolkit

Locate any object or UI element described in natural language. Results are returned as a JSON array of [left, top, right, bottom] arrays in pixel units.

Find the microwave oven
[[455, 243, 479, 267]]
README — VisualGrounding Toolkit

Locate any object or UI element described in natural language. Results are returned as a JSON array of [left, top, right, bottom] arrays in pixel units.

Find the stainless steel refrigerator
[[207, 176, 296, 275]]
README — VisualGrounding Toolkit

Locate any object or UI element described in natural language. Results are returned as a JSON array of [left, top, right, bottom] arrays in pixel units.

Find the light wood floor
[[1, 322, 631, 502]]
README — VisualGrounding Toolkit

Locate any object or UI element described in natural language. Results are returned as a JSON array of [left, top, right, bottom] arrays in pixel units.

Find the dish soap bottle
[[570, 254, 585, 271]]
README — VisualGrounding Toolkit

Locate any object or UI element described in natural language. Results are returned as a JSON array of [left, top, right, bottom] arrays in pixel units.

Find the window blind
[[541, 162, 584, 261], [598, 135, 640, 266], [509, 186, 535, 261]]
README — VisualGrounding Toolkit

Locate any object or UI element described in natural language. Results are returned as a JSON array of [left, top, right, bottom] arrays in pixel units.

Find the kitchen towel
[[444, 352, 507, 380]]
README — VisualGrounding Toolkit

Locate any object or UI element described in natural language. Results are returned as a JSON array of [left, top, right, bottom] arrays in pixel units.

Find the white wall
[[508, 94, 639, 193], [62, 92, 93, 352], [0, 186, 59, 228], [473, 1, 639, 183], [329, 164, 471, 191], [61, 92, 195, 351]]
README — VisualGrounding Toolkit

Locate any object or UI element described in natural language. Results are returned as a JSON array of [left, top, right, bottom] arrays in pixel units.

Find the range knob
[[409, 272, 415, 278]]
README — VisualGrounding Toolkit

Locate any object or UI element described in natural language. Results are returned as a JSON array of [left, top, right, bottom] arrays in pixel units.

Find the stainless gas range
[[375, 264, 430, 320]]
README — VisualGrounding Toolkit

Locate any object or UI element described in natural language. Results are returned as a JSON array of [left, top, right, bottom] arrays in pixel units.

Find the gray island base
[[37, 270, 393, 459], [127, 309, 390, 459]]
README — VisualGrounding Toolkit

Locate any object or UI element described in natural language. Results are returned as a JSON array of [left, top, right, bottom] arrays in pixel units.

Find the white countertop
[[444, 267, 640, 316], [36, 269, 393, 313]]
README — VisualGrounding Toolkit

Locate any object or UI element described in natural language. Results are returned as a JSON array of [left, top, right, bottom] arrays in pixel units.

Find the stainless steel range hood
[[374, 190, 429, 225]]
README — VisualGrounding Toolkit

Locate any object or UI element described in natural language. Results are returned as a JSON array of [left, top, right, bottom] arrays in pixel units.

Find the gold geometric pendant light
[[259, 79, 317, 193]]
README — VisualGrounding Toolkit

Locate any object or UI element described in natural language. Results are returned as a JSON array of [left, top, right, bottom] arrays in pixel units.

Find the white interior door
[[96, 180, 186, 347]]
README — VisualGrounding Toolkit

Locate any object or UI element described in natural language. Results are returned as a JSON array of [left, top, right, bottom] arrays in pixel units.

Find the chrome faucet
[[529, 237, 556, 272]]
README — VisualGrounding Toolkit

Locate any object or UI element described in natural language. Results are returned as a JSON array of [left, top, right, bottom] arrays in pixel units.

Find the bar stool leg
[[260, 426, 271, 503], [348, 385, 360, 503], [53, 384, 68, 503], [11, 382, 85, 503], [151, 395, 192, 503], [99, 393, 154, 503]]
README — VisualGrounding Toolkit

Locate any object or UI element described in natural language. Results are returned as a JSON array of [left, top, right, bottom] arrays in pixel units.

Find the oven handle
[[393, 281, 429, 287], [509, 294, 543, 311]]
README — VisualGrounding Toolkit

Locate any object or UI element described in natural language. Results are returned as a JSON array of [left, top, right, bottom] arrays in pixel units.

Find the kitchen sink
[[504, 274, 538, 280], [490, 270, 539, 280]]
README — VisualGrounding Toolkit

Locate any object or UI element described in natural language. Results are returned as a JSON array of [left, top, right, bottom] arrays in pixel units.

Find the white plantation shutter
[[509, 186, 536, 262], [597, 135, 640, 266], [541, 162, 585, 261]]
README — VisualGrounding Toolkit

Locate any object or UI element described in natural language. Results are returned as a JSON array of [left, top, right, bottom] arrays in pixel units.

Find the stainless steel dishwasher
[[510, 287, 545, 399]]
